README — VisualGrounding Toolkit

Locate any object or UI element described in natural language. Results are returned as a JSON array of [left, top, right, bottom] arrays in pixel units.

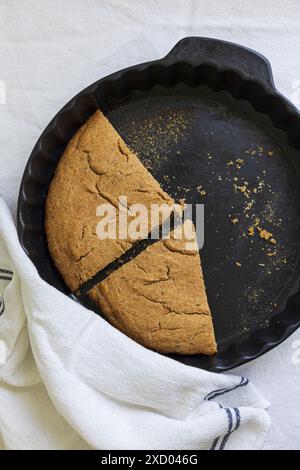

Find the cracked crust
[[89, 223, 217, 355], [46, 111, 216, 355], [45, 110, 173, 291]]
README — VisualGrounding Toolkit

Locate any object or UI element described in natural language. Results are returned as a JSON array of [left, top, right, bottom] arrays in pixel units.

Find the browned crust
[[45, 110, 216, 355], [45, 110, 173, 291], [89, 223, 217, 355]]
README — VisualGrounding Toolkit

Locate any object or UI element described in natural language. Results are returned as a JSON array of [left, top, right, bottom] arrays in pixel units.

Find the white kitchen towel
[[0, 196, 270, 450]]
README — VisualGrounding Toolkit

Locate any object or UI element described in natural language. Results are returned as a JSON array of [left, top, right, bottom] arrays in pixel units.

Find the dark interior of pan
[[17, 37, 300, 371]]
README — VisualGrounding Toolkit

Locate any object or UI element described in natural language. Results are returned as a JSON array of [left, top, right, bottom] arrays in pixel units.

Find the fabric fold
[[0, 197, 270, 449]]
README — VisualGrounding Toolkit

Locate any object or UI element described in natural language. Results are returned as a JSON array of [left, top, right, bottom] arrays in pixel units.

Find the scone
[[45, 110, 173, 292], [89, 221, 217, 355], [45, 110, 217, 355]]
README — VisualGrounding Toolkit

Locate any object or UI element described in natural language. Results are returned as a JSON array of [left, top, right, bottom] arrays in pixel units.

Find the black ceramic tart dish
[[17, 37, 300, 371]]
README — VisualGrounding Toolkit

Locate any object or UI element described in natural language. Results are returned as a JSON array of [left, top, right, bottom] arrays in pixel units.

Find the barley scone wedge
[[89, 221, 217, 355], [45, 110, 173, 292]]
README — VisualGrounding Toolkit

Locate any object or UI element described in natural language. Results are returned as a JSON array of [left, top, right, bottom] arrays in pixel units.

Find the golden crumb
[[236, 262, 242, 267], [227, 160, 234, 166], [257, 181, 265, 190], [197, 185, 206, 197], [236, 158, 244, 165], [259, 229, 272, 240], [267, 250, 276, 257], [270, 238, 276, 245], [236, 185, 251, 198], [258, 263, 265, 267], [248, 226, 254, 236], [268, 151, 274, 157], [231, 217, 239, 224], [244, 200, 254, 212]]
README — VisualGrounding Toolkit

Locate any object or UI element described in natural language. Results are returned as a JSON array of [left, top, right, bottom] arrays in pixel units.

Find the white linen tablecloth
[[0, 0, 300, 449]]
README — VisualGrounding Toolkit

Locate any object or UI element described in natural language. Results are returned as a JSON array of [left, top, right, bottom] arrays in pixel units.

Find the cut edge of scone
[[88, 220, 217, 356]]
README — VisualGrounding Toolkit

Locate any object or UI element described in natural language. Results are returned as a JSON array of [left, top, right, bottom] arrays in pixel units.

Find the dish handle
[[163, 36, 275, 91]]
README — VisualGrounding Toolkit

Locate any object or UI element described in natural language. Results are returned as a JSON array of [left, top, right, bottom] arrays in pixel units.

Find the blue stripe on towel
[[210, 406, 242, 450], [0, 275, 12, 281], [234, 407, 241, 431], [205, 376, 248, 401], [0, 267, 11, 316], [218, 408, 234, 450], [0, 298, 4, 316], [219, 407, 241, 450], [210, 437, 220, 450], [0, 269, 13, 275]]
